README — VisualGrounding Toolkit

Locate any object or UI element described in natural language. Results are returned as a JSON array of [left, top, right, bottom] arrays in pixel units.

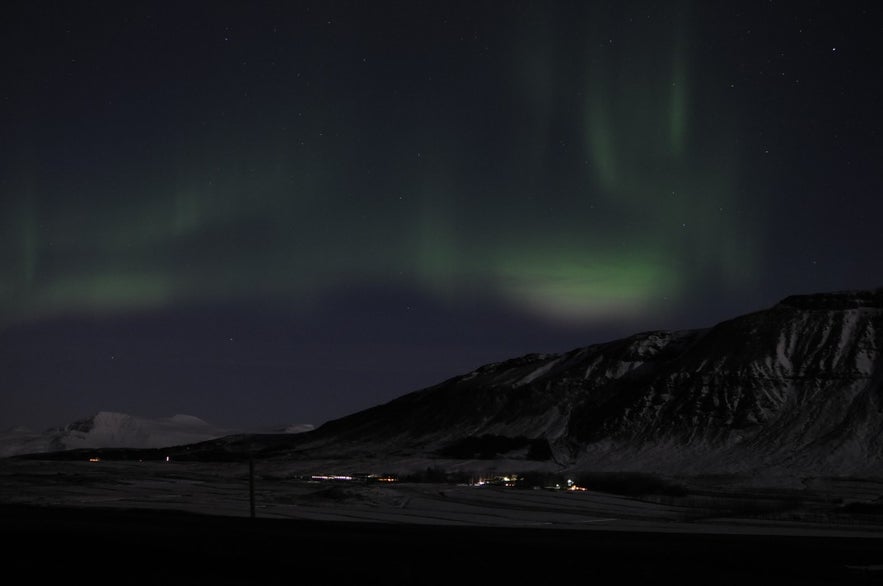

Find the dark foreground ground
[[3, 503, 881, 586]]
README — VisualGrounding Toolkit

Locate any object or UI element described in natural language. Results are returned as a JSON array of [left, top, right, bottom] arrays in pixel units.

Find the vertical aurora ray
[[20, 196, 38, 292], [0, 190, 39, 322], [484, 1, 756, 323], [668, 4, 690, 157]]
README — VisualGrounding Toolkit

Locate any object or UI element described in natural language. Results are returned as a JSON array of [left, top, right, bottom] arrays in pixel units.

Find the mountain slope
[[284, 288, 883, 477]]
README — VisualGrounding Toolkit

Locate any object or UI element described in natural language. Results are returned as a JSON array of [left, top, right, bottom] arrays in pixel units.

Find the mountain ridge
[[281, 287, 883, 477]]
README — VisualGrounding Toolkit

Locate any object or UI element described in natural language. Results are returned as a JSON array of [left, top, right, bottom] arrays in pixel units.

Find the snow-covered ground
[[1, 457, 880, 539]]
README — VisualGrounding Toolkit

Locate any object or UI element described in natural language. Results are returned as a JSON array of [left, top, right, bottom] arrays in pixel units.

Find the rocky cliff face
[[566, 290, 883, 475]]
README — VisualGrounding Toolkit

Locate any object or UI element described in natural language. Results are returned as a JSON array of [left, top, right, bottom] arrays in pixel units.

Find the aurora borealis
[[2, 2, 882, 431]]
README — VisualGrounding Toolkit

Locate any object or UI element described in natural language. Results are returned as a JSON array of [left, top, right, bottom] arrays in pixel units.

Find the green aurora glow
[[1, 1, 872, 328]]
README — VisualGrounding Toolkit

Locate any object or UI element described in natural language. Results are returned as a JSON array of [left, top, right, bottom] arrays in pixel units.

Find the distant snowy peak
[[164, 414, 213, 426], [62, 410, 213, 433], [41, 411, 233, 454], [278, 423, 316, 434], [1, 412, 314, 458]]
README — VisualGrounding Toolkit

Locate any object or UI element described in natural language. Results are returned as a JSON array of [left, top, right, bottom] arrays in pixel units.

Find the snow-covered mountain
[[255, 287, 883, 478], [0, 411, 314, 458]]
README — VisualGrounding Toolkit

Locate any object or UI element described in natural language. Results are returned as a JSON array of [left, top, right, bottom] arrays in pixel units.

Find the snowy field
[[2, 458, 883, 585], [2, 457, 882, 538]]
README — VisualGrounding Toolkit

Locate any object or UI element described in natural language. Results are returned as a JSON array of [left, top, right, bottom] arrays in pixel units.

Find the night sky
[[3, 1, 882, 432]]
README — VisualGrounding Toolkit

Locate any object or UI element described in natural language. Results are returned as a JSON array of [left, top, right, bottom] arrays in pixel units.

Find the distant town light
[[311, 474, 353, 481]]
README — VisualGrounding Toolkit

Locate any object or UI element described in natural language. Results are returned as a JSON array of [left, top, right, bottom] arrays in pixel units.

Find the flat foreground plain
[[2, 459, 881, 585]]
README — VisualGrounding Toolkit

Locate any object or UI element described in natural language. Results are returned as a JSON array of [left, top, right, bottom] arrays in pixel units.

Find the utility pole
[[249, 457, 256, 519]]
